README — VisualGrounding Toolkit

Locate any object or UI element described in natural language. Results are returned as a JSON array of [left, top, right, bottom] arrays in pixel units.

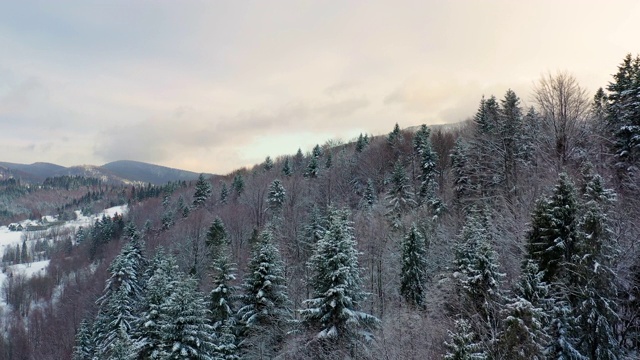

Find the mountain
[[0, 162, 68, 183], [0, 160, 210, 185], [101, 160, 207, 184]]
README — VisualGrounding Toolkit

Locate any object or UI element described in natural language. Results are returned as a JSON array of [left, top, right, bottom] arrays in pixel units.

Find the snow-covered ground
[[0, 204, 128, 308], [0, 204, 128, 254]]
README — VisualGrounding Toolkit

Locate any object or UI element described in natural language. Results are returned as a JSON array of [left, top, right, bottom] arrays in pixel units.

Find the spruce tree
[[137, 251, 179, 359], [444, 319, 487, 360], [94, 238, 146, 353], [385, 159, 416, 220], [158, 276, 215, 359], [193, 173, 212, 207], [301, 208, 379, 344], [606, 54, 640, 174], [263, 156, 274, 172], [232, 174, 245, 196], [387, 122, 402, 145], [450, 138, 474, 210], [496, 261, 549, 360], [355, 133, 367, 153], [362, 178, 376, 208], [526, 173, 580, 284], [282, 157, 292, 177], [220, 182, 229, 204], [451, 211, 504, 347], [237, 229, 292, 357], [312, 144, 323, 158], [206, 217, 228, 259], [413, 124, 440, 210], [267, 179, 286, 215], [574, 174, 620, 359], [72, 319, 95, 360], [400, 224, 428, 308], [304, 156, 320, 178]]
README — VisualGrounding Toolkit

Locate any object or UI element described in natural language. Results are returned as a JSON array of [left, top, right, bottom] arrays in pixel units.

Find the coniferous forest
[[2, 54, 640, 359]]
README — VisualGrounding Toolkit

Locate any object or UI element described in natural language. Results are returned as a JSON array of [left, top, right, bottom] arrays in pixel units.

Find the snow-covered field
[[0, 204, 128, 308]]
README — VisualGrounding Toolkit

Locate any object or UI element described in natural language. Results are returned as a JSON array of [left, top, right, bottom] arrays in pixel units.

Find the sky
[[0, 1, 638, 174]]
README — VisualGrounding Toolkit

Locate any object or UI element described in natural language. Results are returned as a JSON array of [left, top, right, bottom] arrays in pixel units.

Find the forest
[[1, 53, 639, 359]]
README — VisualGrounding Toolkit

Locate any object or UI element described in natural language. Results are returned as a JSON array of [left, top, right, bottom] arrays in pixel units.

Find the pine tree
[[385, 159, 416, 220], [293, 148, 304, 172], [450, 138, 474, 210], [158, 276, 215, 359], [193, 173, 212, 207], [232, 174, 245, 196], [414, 124, 442, 213], [209, 248, 237, 332], [325, 152, 332, 169], [452, 211, 504, 346], [208, 240, 240, 360], [301, 207, 379, 344], [263, 156, 274, 172], [606, 54, 640, 174], [355, 133, 367, 153], [499, 89, 525, 197], [304, 156, 320, 178], [75, 226, 86, 244], [72, 319, 95, 360], [94, 238, 146, 353], [282, 157, 293, 177], [107, 324, 136, 360], [267, 179, 286, 215], [496, 261, 549, 360], [206, 217, 228, 259], [526, 173, 580, 284], [220, 182, 229, 204], [388, 123, 402, 145], [237, 229, 292, 357], [444, 319, 488, 360], [137, 250, 179, 359], [400, 224, 428, 308], [312, 144, 323, 158], [574, 174, 620, 359], [362, 178, 376, 208]]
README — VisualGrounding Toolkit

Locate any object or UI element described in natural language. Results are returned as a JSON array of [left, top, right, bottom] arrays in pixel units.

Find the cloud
[[2, 1, 640, 173]]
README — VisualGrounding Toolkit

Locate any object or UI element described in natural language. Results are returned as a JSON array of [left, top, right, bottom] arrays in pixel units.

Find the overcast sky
[[0, 1, 638, 174]]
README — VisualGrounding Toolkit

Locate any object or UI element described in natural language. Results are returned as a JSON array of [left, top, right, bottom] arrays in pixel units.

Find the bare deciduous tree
[[533, 72, 590, 166]]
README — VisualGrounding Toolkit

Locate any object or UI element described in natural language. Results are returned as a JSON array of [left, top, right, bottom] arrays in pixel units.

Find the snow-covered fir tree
[[304, 155, 320, 178], [574, 173, 621, 359], [444, 318, 487, 360], [136, 249, 179, 359], [301, 207, 379, 347], [362, 178, 376, 209], [496, 261, 549, 360], [267, 179, 286, 216], [93, 237, 146, 354], [282, 156, 293, 177], [193, 173, 212, 207], [526, 173, 580, 284], [400, 224, 428, 309], [220, 182, 229, 204], [206, 217, 228, 259], [263, 156, 274, 172], [451, 211, 504, 350], [385, 159, 416, 222], [413, 124, 440, 208], [355, 133, 368, 153], [232, 174, 245, 196], [72, 319, 95, 360], [237, 228, 292, 358], [158, 275, 216, 359]]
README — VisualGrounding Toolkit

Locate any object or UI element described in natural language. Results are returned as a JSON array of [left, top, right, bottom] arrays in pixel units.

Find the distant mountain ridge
[[0, 160, 211, 185]]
